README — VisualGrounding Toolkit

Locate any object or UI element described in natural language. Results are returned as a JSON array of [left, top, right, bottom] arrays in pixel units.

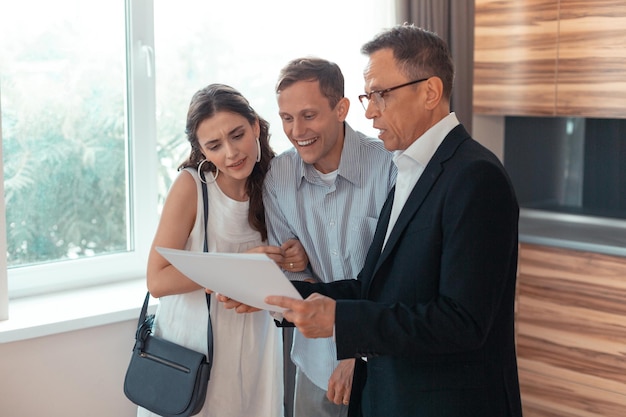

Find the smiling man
[[263, 57, 396, 417]]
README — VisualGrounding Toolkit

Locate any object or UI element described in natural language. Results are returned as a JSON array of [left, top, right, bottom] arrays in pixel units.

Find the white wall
[[0, 320, 139, 417]]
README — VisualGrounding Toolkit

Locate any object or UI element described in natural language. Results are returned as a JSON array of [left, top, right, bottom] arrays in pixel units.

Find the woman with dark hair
[[143, 84, 307, 417]]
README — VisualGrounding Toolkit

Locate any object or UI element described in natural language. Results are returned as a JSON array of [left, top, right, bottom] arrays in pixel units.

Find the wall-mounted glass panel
[[504, 116, 626, 221]]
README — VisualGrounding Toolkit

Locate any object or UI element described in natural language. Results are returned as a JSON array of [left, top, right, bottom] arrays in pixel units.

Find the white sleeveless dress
[[137, 168, 284, 417]]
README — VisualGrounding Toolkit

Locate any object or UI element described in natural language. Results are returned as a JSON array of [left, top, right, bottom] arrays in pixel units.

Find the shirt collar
[[298, 122, 362, 187], [393, 112, 460, 168]]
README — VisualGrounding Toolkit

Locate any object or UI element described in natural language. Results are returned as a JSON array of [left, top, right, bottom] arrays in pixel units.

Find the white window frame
[[0, 85, 8, 320]]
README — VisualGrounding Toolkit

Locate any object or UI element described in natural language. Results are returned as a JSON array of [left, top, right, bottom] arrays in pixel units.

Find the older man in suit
[[266, 24, 523, 417]]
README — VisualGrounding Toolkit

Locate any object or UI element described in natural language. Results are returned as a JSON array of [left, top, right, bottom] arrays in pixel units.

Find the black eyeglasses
[[358, 77, 430, 112]]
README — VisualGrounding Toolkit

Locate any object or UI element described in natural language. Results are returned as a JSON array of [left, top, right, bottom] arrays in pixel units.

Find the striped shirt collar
[[297, 123, 362, 188]]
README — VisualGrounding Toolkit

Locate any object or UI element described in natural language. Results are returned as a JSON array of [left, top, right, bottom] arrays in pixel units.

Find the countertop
[[518, 209, 626, 257]]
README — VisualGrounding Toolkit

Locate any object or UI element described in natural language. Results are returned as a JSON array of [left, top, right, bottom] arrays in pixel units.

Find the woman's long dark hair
[[179, 84, 275, 241]]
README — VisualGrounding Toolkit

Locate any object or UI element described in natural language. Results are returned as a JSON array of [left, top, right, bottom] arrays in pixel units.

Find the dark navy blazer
[[295, 124, 523, 417]]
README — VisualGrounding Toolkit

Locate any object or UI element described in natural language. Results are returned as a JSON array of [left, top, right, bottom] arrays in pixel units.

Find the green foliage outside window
[[1, 0, 128, 267]]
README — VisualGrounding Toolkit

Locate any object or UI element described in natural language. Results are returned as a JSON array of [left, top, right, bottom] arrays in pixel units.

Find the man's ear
[[424, 77, 444, 110], [335, 97, 350, 122]]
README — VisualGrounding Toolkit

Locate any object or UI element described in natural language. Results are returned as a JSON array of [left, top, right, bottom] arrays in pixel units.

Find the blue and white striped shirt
[[263, 123, 396, 389]]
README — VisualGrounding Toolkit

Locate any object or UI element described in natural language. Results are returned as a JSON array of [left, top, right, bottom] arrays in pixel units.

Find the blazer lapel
[[372, 125, 471, 275], [358, 187, 394, 294], [372, 188, 394, 256]]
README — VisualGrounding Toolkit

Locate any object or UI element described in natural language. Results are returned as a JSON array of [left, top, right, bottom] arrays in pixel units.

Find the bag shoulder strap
[[137, 167, 213, 364], [199, 170, 214, 364], [137, 291, 151, 328]]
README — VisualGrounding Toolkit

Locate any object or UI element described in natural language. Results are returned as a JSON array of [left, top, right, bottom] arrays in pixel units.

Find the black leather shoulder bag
[[123, 172, 213, 417]]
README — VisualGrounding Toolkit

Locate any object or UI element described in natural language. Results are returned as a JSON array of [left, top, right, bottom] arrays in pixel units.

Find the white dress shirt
[[383, 112, 460, 249]]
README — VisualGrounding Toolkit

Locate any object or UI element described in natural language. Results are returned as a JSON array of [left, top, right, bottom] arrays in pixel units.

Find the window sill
[[0, 278, 155, 344]]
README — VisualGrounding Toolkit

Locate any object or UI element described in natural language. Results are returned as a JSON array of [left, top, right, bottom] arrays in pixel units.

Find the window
[[1, 0, 394, 304], [1, 0, 156, 298]]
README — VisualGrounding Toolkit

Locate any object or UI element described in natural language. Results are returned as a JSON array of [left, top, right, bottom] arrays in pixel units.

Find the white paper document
[[156, 247, 302, 312]]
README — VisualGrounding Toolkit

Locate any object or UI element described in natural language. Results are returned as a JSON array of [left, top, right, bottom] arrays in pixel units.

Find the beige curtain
[[396, 0, 474, 133]]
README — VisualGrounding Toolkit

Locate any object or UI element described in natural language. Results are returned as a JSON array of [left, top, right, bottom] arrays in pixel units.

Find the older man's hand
[[265, 293, 335, 338]]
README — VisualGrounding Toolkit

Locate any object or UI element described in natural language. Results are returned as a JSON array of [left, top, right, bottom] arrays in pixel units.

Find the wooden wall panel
[[474, 0, 559, 115], [519, 369, 626, 417], [557, 0, 626, 118], [516, 243, 626, 416]]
